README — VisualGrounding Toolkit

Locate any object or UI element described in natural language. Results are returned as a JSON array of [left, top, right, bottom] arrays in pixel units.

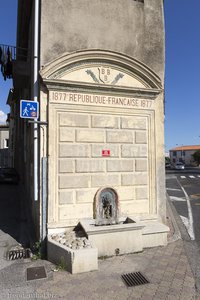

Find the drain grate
[[27, 266, 47, 281], [121, 272, 149, 287], [7, 248, 31, 260]]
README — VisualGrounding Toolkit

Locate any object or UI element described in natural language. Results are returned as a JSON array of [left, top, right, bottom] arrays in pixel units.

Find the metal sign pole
[[33, 0, 39, 202]]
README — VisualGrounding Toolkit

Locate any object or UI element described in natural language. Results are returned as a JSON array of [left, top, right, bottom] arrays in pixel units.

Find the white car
[[174, 162, 185, 170]]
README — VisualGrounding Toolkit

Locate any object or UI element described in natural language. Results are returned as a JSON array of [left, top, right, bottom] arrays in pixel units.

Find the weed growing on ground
[[31, 241, 42, 260], [56, 256, 67, 271]]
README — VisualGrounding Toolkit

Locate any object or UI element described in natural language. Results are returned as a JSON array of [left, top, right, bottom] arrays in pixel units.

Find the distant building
[[165, 151, 170, 158], [169, 145, 200, 166], [7, 90, 16, 168], [0, 124, 9, 166]]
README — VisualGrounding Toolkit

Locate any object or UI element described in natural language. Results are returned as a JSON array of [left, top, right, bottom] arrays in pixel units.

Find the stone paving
[[34, 239, 198, 300], [1, 190, 200, 299], [1, 239, 199, 300]]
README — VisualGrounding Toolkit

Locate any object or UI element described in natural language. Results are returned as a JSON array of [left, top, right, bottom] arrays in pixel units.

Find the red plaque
[[102, 150, 110, 157]]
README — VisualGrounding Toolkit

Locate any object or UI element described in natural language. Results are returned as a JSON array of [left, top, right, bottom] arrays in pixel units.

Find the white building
[[0, 124, 9, 166], [169, 145, 200, 166]]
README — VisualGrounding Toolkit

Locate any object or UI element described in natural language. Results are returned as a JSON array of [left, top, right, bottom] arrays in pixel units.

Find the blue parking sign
[[20, 100, 39, 119]]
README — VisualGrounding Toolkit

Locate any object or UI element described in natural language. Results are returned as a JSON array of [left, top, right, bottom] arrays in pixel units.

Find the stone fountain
[[80, 187, 146, 257], [94, 187, 119, 226], [48, 186, 169, 273]]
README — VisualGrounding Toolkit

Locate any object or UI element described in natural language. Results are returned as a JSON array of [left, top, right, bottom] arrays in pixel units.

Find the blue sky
[[164, 1, 200, 151], [0, 1, 200, 151], [0, 0, 17, 123]]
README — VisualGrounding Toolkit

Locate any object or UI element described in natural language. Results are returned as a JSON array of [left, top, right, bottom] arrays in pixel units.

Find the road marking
[[166, 188, 182, 191], [178, 175, 200, 179], [170, 196, 186, 202], [180, 215, 189, 230], [176, 178, 195, 240]]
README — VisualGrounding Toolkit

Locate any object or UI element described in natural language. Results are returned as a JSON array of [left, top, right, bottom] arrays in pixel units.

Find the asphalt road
[[166, 168, 200, 245]]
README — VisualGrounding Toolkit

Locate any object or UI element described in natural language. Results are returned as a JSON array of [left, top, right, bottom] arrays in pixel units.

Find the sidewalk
[[0, 197, 200, 299]]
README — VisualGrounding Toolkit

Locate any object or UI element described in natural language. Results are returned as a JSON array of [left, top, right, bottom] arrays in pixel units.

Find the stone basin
[[80, 217, 145, 257]]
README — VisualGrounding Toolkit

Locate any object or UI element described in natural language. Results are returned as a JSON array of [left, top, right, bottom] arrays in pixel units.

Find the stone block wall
[[56, 111, 149, 224]]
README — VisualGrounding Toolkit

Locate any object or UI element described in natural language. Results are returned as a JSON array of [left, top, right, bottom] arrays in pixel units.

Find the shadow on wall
[[0, 149, 9, 167]]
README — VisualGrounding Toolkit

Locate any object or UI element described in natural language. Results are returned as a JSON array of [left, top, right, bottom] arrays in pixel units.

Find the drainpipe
[[33, 0, 39, 202]]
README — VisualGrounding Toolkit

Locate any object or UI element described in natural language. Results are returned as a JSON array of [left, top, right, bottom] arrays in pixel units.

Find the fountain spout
[[94, 187, 119, 226]]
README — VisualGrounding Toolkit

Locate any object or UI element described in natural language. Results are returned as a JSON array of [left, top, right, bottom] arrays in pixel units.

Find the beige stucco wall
[[40, 0, 165, 81]]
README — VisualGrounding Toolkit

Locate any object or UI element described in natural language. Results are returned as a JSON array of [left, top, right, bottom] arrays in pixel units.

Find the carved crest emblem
[[98, 67, 112, 84], [86, 66, 124, 85]]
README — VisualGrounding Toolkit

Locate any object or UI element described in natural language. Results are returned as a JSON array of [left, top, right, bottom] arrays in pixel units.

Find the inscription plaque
[[49, 91, 153, 109]]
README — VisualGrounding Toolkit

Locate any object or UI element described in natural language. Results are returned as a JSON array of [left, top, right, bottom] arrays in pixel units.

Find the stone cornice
[[43, 78, 162, 100]]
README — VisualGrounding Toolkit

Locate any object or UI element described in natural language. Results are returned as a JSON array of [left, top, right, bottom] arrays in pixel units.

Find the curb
[[166, 192, 181, 243]]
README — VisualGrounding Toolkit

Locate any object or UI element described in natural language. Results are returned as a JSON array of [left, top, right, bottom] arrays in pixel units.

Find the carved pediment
[[54, 64, 147, 88], [40, 50, 162, 90]]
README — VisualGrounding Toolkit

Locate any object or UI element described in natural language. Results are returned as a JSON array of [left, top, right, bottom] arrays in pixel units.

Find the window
[[173, 151, 177, 157], [4, 139, 9, 148]]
